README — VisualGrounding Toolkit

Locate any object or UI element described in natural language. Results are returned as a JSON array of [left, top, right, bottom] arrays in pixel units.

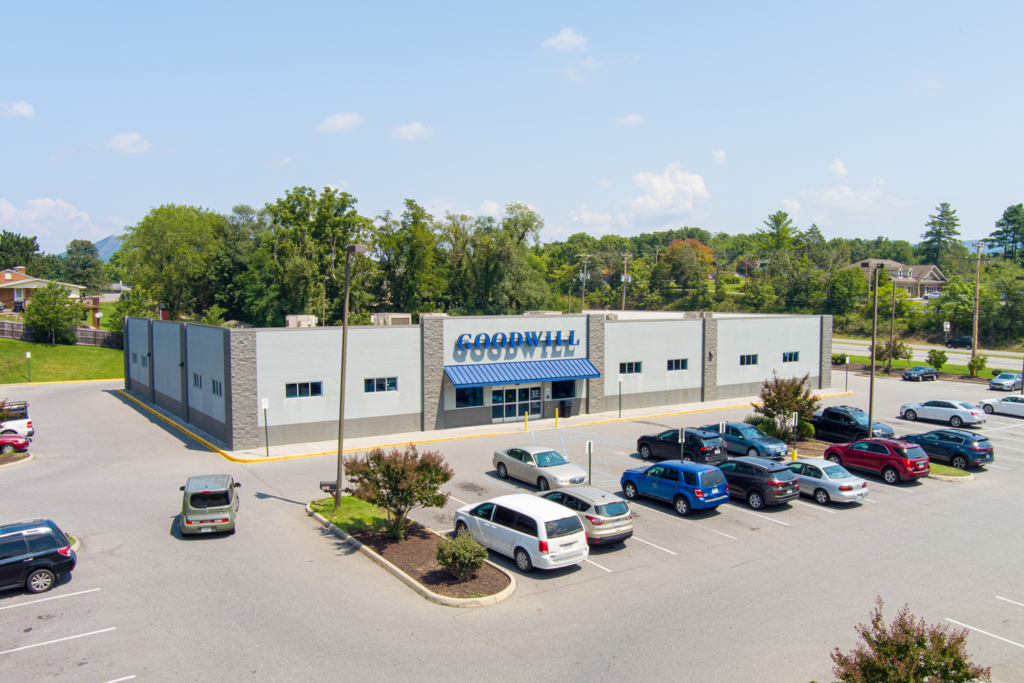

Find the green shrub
[[832, 353, 848, 365], [967, 355, 988, 378], [435, 529, 489, 582], [797, 420, 815, 440], [721, 275, 741, 284], [988, 368, 1002, 377], [753, 372, 821, 439], [926, 349, 947, 372]]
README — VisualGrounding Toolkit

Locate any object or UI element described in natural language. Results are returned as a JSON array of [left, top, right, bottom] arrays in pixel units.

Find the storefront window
[[551, 380, 575, 399], [455, 387, 483, 408]]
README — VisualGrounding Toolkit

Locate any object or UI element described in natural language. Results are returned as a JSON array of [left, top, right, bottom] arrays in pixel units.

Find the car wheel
[[904, 410, 917, 422], [983, 404, 994, 415], [514, 547, 533, 573], [814, 489, 830, 505], [0, 430, 14, 435], [950, 416, 963, 428], [826, 454, 842, 465], [26, 569, 55, 594], [640, 445, 652, 460], [455, 521, 469, 535], [747, 490, 765, 510], [0, 443, 14, 454], [747, 447, 759, 458], [882, 467, 900, 485], [674, 495, 691, 517], [623, 481, 638, 500], [952, 455, 968, 470], [538, 477, 550, 491], [946, 343, 953, 349], [497, 463, 508, 479], [228, 526, 236, 535], [682, 454, 693, 462]]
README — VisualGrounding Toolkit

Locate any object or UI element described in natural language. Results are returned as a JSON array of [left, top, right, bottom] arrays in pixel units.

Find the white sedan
[[900, 399, 986, 428], [980, 395, 1024, 418]]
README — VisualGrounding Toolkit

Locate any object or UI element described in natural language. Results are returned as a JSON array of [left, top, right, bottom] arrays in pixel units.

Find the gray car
[[493, 445, 589, 491], [785, 458, 869, 505], [989, 373, 1023, 391], [179, 474, 241, 535]]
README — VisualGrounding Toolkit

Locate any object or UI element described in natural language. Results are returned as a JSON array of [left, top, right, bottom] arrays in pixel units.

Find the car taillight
[[694, 488, 704, 498], [57, 546, 71, 557], [585, 515, 604, 525], [26, 421, 31, 429], [971, 412, 981, 416], [766, 480, 785, 487], [701, 446, 713, 451], [861, 482, 867, 488], [538, 540, 548, 554], [584, 532, 588, 543], [839, 485, 853, 491]]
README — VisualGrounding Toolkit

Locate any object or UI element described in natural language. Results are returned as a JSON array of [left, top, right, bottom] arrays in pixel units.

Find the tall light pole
[[335, 244, 366, 511], [868, 263, 883, 435], [886, 276, 897, 374], [578, 254, 596, 311], [621, 252, 631, 311], [971, 242, 982, 360]]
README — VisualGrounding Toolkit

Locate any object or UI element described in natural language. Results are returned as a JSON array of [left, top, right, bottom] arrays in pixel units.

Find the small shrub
[[926, 349, 947, 372], [988, 368, 1002, 377], [831, 597, 991, 682], [967, 355, 988, 378], [435, 529, 489, 582], [721, 275, 741, 284], [832, 353, 848, 365], [753, 372, 821, 428], [797, 420, 815, 440]]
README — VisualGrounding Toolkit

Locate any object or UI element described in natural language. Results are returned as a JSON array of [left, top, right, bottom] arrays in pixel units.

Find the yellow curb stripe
[[0, 377, 123, 387]]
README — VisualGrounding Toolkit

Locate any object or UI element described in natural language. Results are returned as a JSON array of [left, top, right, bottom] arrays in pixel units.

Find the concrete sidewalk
[[225, 387, 853, 461]]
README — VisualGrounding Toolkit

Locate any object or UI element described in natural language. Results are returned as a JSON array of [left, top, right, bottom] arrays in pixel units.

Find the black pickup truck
[[810, 406, 895, 442]]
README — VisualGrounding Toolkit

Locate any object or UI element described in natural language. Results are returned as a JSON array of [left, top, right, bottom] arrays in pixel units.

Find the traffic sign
[[261, 398, 269, 410]]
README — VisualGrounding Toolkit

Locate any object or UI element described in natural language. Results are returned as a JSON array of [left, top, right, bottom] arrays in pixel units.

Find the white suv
[[0, 402, 32, 437], [453, 494, 589, 572]]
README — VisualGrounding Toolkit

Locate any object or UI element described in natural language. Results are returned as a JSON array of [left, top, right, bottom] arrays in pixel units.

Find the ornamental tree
[[22, 282, 83, 345], [926, 349, 947, 372], [344, 445, 453, 538], [753, 372, 821, 440]]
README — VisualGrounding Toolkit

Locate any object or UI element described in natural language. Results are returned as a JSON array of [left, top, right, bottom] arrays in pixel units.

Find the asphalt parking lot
[[1, 374, 1023, 682]]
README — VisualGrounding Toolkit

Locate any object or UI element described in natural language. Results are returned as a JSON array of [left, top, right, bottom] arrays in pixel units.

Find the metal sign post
[[586, 440, 593, 484], [943, 320, 950, 343], [618, 373, 624, 418], [25, 351, 30, 382], [679, 428, 686, 461], [791, 412, 799, 460], [261, 398, 269, 458]]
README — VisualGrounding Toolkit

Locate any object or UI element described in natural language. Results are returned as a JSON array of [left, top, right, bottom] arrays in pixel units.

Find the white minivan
[[453, 494, 589, 572]]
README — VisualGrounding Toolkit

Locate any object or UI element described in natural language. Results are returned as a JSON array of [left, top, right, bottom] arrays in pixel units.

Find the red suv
[[823, 438, 930, 484]]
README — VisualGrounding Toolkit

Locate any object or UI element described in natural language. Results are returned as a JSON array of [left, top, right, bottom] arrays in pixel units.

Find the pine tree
[[919, 203, 962, 269], [756, 211, 800, 253]]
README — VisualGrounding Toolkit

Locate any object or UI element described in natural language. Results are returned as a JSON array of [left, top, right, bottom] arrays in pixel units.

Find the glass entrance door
[[491, 385, 542, 423]]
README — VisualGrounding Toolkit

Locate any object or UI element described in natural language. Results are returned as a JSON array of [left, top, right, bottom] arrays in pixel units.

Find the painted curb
[[306, 504, 516, 608], [0, 453, 33, 470], [69, 536, 81, 552], [927, 472, 975, 483]]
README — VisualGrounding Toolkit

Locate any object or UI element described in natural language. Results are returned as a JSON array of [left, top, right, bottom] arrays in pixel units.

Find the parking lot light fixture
[[336, 244, 367, 512], [868, 264, 883, 435]]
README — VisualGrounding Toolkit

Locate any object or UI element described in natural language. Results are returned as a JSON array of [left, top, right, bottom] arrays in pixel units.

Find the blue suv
[[620, 461, 729, 516]]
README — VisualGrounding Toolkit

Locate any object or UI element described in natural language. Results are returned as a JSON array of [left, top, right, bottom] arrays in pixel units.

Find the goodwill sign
[[456, 330, 582, 351]]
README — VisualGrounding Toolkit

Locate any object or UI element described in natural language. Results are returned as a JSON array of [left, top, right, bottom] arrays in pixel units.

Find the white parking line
[[946, 619, 1024, 648], [0, 588, 101, 611], [633, 537, 678, 555], [447, 495, 468, 506], [990, 450, 1024, 459], [997, 596, 1024, 608], [722, 504, 790, 526], [626, 498, 738, 539], [103, 677, 136, 683], [988, 465, 1011, 470], [794, 500, 836, 514], [585, 558, 612, 573], [0, 627, 116, 656]]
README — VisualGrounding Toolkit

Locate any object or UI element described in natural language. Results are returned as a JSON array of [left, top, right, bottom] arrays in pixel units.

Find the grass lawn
[[0, 338, 123, 384], [310, 496, 391, 534], [929, 463, 971, 477], [845, 355, 1005, 379]]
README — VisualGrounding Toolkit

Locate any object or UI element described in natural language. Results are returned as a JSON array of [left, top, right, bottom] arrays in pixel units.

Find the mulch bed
[[792, 440, 829, 459], [0, 453, 28, 467], [348, 524, 510, 600]]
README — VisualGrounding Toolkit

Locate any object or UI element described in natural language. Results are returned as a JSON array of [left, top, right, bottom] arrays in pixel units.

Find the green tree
[[918, 203, 962, 270], [105, 247, 128, 285], [828, 268, 868, 315], [121, 204, 225, 318], [929, 277, 975, 333], [62, 240, 108, 293], [108, 287, 156, 334], [370, 200, 446, 314], [752, 372, 821, 441], [343, 445, 453, 539], [213, 205, 271, 322], [987, 204, 1024, 262], [743, 272, 777, 311], [926, 349, 947, 371], [756, 211, 801, 253], [200, 305, 226, 327], [22, 283, 83, 345], [0, 231, 42, 273]]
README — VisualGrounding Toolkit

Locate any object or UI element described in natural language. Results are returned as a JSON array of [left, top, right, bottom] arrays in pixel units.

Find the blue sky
[[2, 1, 1022, 254]]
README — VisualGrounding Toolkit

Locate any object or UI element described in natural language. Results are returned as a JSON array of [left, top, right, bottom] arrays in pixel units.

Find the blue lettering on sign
[[491, 332, 507, 349], [457, 333, 471, 351], [474, 333, 490, 350], [455, 330, 580, 351], [509, 332, 523, 348], [567, 330, 580, 346], [524, 331, 540, 347]]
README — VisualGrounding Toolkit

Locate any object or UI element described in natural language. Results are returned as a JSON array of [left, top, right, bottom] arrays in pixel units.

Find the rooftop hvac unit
[[285, 315, 318, 328], [371, 312, 414, 325]]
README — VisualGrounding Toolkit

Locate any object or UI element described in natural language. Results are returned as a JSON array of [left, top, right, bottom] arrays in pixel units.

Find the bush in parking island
[[967, 355, 988, 378], [435, 529, 489, 582], [343, 445, 453, 539], [829, 598, 990, 683], [926, 349, 947, 372], [797, 420, 815, 440], [832, 353, 848, 365], [753, 372, 821, 440]]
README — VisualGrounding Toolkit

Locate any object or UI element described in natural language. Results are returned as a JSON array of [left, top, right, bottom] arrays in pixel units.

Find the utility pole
[[578, 254, 596, 311], [971, 242, 982, 360], [868, 264, 882, 435], [886, 276, 897, 374], [621, 252, 631, 311], [335, 244, 367, 511]]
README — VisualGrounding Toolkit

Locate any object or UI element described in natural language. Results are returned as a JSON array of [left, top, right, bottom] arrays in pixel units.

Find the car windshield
[[189, 491, 230, 508], [912, 367, 929, 372], [823, 465, 852, 480], [998, 374, 1016, 379], [545, 516, 584, 539], [700, 470, 726, 487], [957, 403, 978, 410], [737, 426, 766, 439], [595, 501, 630, 517], [850, 412, 869, 425], [895, 445, 929, 460], [535, 451, 569, 467]]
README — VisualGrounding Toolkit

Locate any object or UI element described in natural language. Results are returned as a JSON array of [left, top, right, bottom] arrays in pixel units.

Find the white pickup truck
[[1, 401, 33, 437]]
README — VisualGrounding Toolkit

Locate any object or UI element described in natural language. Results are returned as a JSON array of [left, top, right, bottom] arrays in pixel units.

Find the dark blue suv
[[900, 429, 994, 469], [620, 461, 729, 516]]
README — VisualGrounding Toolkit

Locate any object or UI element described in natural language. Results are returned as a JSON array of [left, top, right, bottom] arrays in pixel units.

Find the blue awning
[[444, 358, 600, 389]]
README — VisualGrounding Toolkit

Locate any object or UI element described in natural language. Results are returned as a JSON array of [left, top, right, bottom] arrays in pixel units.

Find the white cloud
[[0, 198, 110, 253], [393, 122, 433, 140], [613, 114, 643, 126], [567, 205, 614, 233], [263, 157, 296, 167], [478, 200, 501, 216], [809, 214, 831, 226], [789, 173, 914, 216], [829, 158, 848, 179], [629, 162, 710, 215], [781, 199, 801, 215], [315, 112, 365, 132], [425, 200, 456, 220], [103, 133, 152, 154], [595, 180, 613, 188], [712, 150, 726, 165], [326, 180, 349, 191], [542, 28, 588, 50], [0, 101, 35, 118], [564, 56, 602, 82]]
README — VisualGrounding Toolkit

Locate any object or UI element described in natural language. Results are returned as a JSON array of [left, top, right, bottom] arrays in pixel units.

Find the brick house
[[838, 259, 948, 298], [0, 267, 85, 312]]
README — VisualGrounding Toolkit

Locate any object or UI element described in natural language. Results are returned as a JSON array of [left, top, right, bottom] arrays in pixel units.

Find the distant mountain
[[58, 234, 122, 262]]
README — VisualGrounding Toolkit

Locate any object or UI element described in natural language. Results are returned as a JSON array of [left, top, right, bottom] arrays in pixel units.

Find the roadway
[[835, 337, 1024, 371]]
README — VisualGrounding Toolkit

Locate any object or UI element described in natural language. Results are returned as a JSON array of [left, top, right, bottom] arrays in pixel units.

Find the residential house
[[838, 259, 948, 298], [0, 267, 85, 312]]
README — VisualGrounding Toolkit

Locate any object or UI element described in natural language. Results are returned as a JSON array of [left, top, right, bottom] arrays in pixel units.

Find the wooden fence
[[0, 321, 122, 349]]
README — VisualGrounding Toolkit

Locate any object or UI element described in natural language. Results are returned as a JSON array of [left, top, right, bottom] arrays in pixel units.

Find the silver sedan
[[785, 458, 869, 505], [493, 445, 589, 491]]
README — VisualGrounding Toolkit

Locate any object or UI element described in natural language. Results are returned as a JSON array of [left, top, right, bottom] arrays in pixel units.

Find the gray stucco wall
[[186, 324, 228, 424], [152, 321, 182, 409], [126, 318, 150, 387], [587, 315, 605, 415], [422, 318, 444, 431], [604, 319, 702, 408], [228, 331, 258, 450], [716, 316, 823, 397], [703, 319, 718, 402]]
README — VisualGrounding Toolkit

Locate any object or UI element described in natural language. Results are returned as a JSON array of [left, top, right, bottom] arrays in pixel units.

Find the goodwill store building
[[123, 311, 833, 450]]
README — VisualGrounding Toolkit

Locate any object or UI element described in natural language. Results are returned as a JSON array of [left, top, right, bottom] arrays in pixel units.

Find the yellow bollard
[[555, 410, 559, 429], [791, 448, 798, 462], [525, 413, 528, 431]]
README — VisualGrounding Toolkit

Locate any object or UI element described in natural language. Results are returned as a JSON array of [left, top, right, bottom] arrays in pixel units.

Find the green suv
[[179, 474, 241, 535]]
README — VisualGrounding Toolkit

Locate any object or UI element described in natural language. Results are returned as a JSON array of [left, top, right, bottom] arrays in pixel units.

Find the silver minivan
[[179, 474, 241, 535]]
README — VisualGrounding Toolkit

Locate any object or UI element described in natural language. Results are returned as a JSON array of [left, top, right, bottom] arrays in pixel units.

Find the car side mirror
[[234, 482, 241, 487], [179, 486, 185, 491]]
